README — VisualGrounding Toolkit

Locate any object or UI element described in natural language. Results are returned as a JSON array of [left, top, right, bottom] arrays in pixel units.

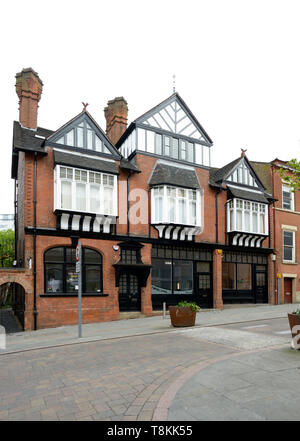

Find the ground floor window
[[44, 247, 102, 293], [222, 263, 252, 291], [151, 258, 193, 295]]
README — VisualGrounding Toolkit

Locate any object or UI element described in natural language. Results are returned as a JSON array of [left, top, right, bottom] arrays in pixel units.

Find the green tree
[[279, 158, 300, 192], [0, 229, 15, 268]]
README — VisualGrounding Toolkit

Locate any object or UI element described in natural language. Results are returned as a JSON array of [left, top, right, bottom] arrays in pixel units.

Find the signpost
[[276, 273, 282, 305], [76, 242, 82, 338]]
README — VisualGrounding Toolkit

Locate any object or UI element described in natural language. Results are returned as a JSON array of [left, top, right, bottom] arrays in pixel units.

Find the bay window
[[227, 199, 268, 234], [55, 165, 117, 216], [152, 185, 201, 226]]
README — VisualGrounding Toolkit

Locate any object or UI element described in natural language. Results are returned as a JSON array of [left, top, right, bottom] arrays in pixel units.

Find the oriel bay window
[[152, 186, 200, 226], [227, 199, 268, 234], [55, 165, 117, 215], [44, 247, 102, 294]]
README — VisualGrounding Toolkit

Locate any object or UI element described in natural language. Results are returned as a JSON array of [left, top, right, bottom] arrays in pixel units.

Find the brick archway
[[0, 269, 33, 295]]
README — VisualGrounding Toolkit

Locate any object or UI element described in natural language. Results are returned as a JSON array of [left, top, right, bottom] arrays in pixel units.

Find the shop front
[[151, 245, 213, 309], [222, 251, 268, 304]]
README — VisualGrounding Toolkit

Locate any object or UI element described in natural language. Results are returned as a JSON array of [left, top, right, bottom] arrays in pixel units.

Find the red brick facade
[[6, 68, 298, 331]]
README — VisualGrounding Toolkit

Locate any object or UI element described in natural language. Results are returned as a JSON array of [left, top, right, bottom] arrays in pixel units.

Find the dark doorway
[[119, 273, 141, 311], [284, 278, 293, 304], [0, 283, 24, 332], [254, 265, 268, 303], [195, 261, 213, 307]]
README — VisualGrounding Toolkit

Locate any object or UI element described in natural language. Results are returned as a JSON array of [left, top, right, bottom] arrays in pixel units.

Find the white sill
[[282, 261, 297, 265]]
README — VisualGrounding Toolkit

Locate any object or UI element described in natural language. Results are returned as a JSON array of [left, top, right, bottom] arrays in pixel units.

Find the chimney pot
[[15, 68, 43, 129]]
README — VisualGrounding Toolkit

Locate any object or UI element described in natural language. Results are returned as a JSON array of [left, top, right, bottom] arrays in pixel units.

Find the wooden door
[[284, 278, 293, 304]]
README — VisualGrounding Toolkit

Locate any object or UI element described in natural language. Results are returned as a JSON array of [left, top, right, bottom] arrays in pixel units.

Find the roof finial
[[82, 102, 89, 112], [241, 148, 247, 157], [172, 74, 176, 93]]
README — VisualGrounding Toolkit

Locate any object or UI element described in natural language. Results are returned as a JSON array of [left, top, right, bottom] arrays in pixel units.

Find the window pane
[[172, 138, 179, 159], [61, 181, 72, 209], [187, 142, 194, 162], [245, 211, 250, 232], [222, 263, 236, 289], [66, 265, 78, 292], [173, 260, 193, 294], [104, 187, 113, 214], [77, 126, 84, 148], [252, 212, 258, 233], [45, 247, 64, 262], [237, 264, 251, 290], [84, 248, 101, 264], [66, 248, 76, 263], [87, 130, 93, 149], [284, 246, 293, 261], [85, 266, 101, 292], [236, 210, 242, 230], [180, 140, 186, 160], [76, 183, 86, 211], [179, 199, 186, 223], [45, 264, 63, 292], [66, 129, 74, 146], [189, 201, 196, 225], [151, 258, 172, 294], [284, 231, 293, 246], [155, 196, 163, 222], [95, 135, 102, 152], [196, 262, 210, 273], [90, 184, 100, 213], [155, 134, 162, 155], [164, 136, 170, 156]]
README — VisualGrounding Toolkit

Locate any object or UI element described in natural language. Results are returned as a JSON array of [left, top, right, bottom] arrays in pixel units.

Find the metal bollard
[[163, 302, 166, 319]]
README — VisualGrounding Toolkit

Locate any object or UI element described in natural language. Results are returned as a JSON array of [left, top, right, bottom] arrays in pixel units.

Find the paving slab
[[1, 303, 299, 354]]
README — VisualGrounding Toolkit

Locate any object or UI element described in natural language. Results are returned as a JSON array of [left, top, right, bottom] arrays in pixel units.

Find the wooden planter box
[[168, 306, 196, 327], [288, 313, 300, 349]]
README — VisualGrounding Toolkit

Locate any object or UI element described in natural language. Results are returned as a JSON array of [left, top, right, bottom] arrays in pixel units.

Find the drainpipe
[[271, 165, 278, 304], [215, 189, 221, 243], [14, 179, 18, 263], [33, 152, 38, 330], [127, 172, 130, 235]]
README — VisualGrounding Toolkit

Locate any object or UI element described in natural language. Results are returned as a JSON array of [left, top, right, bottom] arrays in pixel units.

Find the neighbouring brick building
[[4, 67, 299, 330]]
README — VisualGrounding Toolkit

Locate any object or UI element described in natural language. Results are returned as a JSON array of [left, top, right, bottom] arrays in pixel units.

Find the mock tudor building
[[4, 67, 299, 330]]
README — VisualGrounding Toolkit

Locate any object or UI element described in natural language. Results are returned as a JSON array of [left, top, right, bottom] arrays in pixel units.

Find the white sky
[[1, 0, 300, 213]]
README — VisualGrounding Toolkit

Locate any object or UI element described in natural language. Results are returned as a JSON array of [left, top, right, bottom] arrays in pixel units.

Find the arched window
[[44, 247, 102, 294]]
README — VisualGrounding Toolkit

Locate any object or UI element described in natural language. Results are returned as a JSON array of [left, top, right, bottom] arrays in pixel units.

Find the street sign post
[[76, 242, 82, 338]]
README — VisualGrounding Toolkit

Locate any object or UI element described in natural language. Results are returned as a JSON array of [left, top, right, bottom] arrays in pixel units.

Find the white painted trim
[[281, 224, 298, 231], [53, 148, 115, 163]]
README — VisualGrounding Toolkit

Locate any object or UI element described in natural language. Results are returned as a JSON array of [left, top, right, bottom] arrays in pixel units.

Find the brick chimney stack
[[104, 97, 128, 145], [15, 68, 43, 130]]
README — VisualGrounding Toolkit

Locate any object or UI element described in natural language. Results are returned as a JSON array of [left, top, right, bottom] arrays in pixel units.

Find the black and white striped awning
[[153, 224, 201, 241], [56, 212, 116, 234], [229, 233, 267, 248]]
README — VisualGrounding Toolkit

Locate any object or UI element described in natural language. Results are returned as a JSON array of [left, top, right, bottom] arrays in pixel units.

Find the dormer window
[[56, 120, 111, 154], [228, 161, 258, 187]]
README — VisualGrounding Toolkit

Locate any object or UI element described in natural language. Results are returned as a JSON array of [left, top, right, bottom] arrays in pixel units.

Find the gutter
[[33, 152, 38, 330]]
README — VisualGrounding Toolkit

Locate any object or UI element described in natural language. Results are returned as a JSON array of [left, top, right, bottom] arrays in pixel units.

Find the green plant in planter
[[177, 301, 200, 312], [292, 308, 300, 315]]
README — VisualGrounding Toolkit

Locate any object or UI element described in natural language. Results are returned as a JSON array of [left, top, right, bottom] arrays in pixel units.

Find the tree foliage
[[0, 229, 15, 268], [279, 158, 300, 192]]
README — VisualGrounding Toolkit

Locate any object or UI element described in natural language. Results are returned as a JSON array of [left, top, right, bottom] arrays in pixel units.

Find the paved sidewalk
[[1, 303, 299, 354], [166, 345, 300, 421]]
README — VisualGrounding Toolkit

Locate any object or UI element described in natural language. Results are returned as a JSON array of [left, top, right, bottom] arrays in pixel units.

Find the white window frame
[[54, 165, 117, 216], [282, 184, 294, 211], [151, 185, 201, 227], [227, 198, 268, 234], [283, 230, 296, 263]]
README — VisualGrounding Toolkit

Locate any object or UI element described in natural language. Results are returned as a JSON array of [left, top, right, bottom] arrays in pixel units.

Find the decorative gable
[[48, 112, 119, 157], [136, 93, 212, 144], [226, 158, 261, 188]]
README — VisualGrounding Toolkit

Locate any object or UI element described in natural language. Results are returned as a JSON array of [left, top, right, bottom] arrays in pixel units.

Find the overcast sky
[[1, 0, 300, 213]]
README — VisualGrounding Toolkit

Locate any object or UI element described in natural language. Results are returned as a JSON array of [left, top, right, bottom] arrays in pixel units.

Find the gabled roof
[[210, 155, 266, 190], [12, 121, 53, 154], [116, 92, 213, 148], [47, 110, 121, 159], [148, 161, 200, 189]]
